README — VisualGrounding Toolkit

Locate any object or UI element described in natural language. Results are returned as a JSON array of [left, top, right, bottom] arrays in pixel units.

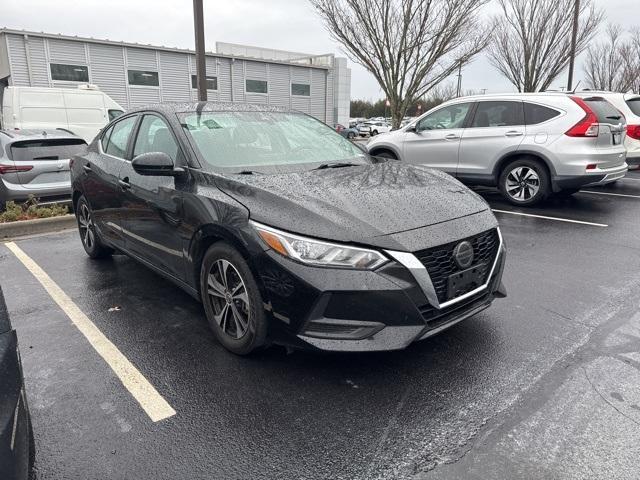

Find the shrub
[[0, 196, 69, 223]]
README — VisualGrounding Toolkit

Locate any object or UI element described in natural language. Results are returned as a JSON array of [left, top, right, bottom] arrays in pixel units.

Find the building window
[[191, 75, 217, 90], [127, 70, 160, 87], [246, 79, 267, 94], [50, 64, 89, 82], [291, 83, 310, 96]]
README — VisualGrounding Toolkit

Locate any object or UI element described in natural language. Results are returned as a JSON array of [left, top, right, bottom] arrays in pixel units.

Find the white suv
[[573, 91, 640, 169], [367, 93, 628, 205]]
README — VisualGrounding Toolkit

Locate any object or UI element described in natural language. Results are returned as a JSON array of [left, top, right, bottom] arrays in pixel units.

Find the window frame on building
[[49, 63, 90, 83], [127, 70, 160, 88], [245, 79, 268, 95], [291, 83, 311, 97], [190, 75, 218, 91]]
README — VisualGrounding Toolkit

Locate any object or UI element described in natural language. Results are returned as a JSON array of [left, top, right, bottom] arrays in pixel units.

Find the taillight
[[566, 96, 599, 137], [0, 164, 34, 175], [627, 125, 640, 140]]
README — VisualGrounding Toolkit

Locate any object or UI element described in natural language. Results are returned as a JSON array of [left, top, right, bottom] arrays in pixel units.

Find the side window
[[105, 116, 137, 159], [417, 103, 471, 131], [524, 103, 560, 125], [471, 101, 524, 128], [100, 125, 114, 152], [133, 115, 179, 162], [108, 109, 124, 121]]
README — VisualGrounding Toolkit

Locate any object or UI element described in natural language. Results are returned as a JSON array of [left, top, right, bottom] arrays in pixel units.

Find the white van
[[0, 85, 124, 143]]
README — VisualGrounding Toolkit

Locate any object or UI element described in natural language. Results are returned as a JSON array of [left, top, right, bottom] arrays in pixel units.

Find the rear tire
[[347, 132, 355, 139], [75, 195, 113, 259], [499, 158, 550, 206], [200, 242, 267, 355]]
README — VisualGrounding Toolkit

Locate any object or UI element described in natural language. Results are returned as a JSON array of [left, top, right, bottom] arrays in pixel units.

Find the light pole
[[567, 0, 580, 92], [193, 0, 207, 102]]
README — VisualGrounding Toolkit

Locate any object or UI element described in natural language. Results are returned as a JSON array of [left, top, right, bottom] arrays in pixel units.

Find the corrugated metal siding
[[129, 87, 160, 107], [310, 69, 326, 121], [88, 43, 128, 107], [217, 57, 232, 102], [159, 51, 190, 102], [268, 63, 289, 109], [25, 37, 49, 87], [48, 38, 87, 64], [6, 34, 30, 85], [125, 47, 158, 70], [245, 60, 267, 78], [232, 59, 245, 103], [325, 69, 334, 125]]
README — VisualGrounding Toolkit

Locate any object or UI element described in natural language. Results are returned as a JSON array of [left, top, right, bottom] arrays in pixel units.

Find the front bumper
[[255, 230, 507, 352], [0, 330, 31, 480]]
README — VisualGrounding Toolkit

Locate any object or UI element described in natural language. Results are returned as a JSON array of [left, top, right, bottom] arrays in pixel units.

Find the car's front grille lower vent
[[414, 229, 500, 303]]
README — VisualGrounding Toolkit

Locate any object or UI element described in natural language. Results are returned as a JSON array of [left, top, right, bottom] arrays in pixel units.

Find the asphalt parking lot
[[1, 171, 640, 480]]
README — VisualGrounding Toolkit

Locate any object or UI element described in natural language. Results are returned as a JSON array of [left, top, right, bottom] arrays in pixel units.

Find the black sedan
[[70, 103, 506, 354], [0, 285, 33, 480]]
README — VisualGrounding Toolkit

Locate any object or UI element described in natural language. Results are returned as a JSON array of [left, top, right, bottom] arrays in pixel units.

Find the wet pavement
[[1, 170, 639, 479]]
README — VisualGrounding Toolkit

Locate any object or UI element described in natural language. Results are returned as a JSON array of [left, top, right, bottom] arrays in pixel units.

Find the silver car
[[367, 93, 628, 205], [0, 129, 87, 206]]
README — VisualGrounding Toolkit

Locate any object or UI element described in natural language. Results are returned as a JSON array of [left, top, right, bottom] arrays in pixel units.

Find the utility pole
[[567, 0, 580, 92], [456, 62, 462, 97], [193, 0, 207, 101]]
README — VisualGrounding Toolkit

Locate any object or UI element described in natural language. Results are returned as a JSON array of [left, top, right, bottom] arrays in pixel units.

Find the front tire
[[347, 132, 355, 139], [200, 242, 267, 355], [499, 158, 550, 206], [75, 195, 113, 259]]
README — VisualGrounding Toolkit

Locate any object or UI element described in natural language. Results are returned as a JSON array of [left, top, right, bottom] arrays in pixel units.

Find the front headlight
[[251, 221, 388, 270]]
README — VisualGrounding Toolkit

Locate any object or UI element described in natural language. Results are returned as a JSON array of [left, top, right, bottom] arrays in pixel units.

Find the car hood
[[214, 162, 489, 248]]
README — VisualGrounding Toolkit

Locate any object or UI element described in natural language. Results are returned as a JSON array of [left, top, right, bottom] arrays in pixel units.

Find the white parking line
[[581, 190, 640, 199], [491, 209, 608, 227], [5, 242, 176, 423]]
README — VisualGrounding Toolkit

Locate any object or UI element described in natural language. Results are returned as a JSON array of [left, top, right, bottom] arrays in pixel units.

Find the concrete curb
[[0, 214, 76, 240]]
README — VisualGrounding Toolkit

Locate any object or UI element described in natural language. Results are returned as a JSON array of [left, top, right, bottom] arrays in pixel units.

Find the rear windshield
[[625, 98, 640, 116], [582, 97, 624, 124], [10, 138, 87, 161]]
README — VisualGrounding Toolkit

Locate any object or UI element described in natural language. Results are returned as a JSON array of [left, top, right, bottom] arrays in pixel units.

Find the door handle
[[118, 179, 131, 190], [505, 131, 524, 137], [82, 164, 92, 172], [444, 134, 459, 140]]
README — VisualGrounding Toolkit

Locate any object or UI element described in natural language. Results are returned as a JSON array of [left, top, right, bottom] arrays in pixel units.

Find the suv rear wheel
[[499, 158, 550, 206]]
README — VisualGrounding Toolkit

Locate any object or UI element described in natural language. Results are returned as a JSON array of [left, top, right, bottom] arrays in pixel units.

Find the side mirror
[[131, 152, 180, 176]]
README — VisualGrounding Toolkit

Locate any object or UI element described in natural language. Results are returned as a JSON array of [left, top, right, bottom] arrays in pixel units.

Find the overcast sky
[[1, 0, 637, 100]]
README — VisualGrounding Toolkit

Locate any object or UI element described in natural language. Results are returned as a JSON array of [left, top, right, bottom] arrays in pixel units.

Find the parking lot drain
[[5, 242, 177, 422], [491, 209, 608, 227]]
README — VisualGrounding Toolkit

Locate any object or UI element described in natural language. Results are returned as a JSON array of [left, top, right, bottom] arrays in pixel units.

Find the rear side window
[[105, 116, 137, 159], [524, 103, 560, 125], [625, 98, 640, 116], [471, 101, 524, 128], [582, 97, 624, 125], [10, 138, 87, 161], [108, 109, 124, 121]]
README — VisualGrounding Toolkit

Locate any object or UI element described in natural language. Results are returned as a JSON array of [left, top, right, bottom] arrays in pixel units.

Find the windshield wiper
[[235, 170, 262, 175], [313, 162, 360, 170]]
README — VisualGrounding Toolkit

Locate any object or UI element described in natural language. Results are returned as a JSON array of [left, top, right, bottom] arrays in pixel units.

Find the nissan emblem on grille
[[453, 241, 474, 269]]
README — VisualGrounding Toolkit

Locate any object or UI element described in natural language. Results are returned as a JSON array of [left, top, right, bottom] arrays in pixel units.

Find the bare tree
[[310, 0, 490, 128], [488, 0, 603, 92]]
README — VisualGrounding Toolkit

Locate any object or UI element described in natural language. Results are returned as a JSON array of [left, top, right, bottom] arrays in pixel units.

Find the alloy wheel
[[78, 204, 96, 250], [505, 166, 540, 202], [207, 259, 250, 339]]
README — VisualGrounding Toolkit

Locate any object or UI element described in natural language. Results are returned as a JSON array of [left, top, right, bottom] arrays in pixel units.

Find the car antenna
[[570, 80, 582, 94]]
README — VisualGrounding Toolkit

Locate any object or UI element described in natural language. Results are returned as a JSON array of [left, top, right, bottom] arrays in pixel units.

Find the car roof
[[126, 101, 294, 116], [446, 92, 574, 103]]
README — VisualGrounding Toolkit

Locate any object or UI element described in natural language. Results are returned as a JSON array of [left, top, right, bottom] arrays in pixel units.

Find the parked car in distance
[[573, 90, 640, 169], [0, 129, 87, 207], [335, 123, 358, 139], [1, 85, 124, 143], [368, 121, 392, 136], [70, 102, 506, 355], [367, 93, 628, 205], [356, 122, 371, 137], [0, 285, 33, 480]]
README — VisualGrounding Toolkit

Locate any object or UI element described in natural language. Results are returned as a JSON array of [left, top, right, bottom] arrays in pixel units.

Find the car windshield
[[179, 110, 368, 173]]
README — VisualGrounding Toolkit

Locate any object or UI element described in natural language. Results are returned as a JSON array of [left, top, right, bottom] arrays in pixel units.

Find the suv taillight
[[627, 125, 640, 140], [565, 96, 599, 137], [0, 164, 33, 175]]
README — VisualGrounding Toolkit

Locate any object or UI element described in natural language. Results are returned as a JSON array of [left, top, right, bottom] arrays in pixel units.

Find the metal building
[[0, 28, 351, 126]]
